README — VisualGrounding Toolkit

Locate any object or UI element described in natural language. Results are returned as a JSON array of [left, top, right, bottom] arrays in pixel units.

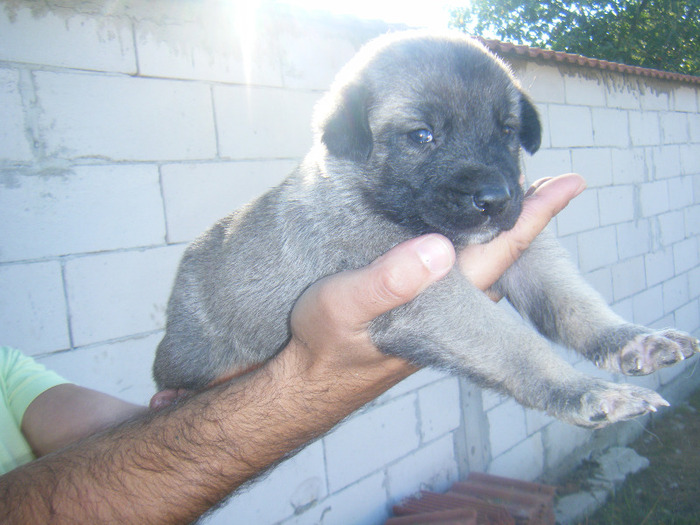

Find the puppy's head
[[314, 31, 541, 245]]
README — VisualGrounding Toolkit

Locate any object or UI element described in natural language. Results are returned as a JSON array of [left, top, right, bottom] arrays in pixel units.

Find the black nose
[[474, 185, 512, 216]]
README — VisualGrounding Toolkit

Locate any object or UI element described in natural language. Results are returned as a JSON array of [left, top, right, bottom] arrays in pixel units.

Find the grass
[[572, 387, 700, 524]]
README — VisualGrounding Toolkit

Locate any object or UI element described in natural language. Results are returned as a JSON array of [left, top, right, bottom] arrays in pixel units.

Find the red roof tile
[[479, 38, 700, 85]]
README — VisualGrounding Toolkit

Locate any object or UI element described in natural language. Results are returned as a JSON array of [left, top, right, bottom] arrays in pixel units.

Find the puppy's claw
[[567, 382, 669, 429], [616, 329, 698, 376]]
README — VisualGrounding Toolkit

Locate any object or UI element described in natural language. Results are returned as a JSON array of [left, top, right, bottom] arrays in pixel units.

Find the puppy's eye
[[408, 129, 434, 144], [502, 125, 516, 137]]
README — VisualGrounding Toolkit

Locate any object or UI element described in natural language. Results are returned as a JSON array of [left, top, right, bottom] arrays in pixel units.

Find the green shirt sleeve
[[0, 346, 71, 474]]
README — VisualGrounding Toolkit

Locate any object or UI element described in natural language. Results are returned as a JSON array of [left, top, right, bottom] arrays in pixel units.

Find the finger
[[459, 173, 586, 291]]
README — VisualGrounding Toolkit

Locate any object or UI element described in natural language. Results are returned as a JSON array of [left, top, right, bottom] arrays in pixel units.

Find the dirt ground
[[566, 386, 700, 524]]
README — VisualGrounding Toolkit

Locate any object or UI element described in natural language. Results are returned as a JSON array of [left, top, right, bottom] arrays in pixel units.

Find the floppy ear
[[319, 83, 373, 162], [519, 94, 541, 154]]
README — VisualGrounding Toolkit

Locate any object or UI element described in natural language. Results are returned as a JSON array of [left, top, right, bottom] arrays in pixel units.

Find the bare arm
[[0, 235, 454, 525], [0, 174, 582, 524], [21, 384, 147, 457]]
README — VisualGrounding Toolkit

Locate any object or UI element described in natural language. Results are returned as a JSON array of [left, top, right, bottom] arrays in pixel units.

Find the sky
[[277, 0, 460, 29]]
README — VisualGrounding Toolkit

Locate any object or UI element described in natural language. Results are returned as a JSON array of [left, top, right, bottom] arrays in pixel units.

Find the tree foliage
[[450, 0, 700, 76]]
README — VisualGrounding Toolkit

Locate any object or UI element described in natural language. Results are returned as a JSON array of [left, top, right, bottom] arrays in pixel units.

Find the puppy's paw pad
[[619, 329, 699, 375], [574, 383, 668, 429]]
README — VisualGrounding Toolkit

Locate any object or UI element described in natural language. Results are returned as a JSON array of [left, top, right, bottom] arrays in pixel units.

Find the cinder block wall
[[1, 1, 698, 523]]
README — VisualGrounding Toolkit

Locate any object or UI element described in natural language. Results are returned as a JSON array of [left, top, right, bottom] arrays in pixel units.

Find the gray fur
[[153, 31, 698, 428]]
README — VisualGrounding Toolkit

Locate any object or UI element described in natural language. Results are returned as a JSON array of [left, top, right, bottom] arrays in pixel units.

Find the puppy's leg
[[370, 270, 668, 428], [493, 231, 699, 375]]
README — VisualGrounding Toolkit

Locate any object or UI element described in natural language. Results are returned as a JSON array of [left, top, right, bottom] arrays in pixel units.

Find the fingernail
[[414, 235, 454, 273]]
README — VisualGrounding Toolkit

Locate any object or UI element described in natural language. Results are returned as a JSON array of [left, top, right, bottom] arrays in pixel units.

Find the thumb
[[357, 234, 456, 323], [292, 234, 455, 335]]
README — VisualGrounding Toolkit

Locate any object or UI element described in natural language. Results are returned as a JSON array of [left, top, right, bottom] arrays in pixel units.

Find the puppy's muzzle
[[473, 185, 512, 216]]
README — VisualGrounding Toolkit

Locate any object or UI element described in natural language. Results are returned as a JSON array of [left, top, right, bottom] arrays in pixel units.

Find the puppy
[[153, 31, 698, 428]]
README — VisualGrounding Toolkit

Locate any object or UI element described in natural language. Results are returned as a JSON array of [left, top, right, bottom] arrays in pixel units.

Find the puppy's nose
[[474, 185, 511, 216]]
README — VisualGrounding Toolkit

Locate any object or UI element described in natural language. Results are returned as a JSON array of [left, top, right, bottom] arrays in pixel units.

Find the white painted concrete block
[[282, 471, 388, 525], [685, 205, 700, 237], [688, 114, 700, 142], [640, 89, 669, 111], [64, 245, 185, 347], [378, 368, 449, 405], [558, 234, 579, 266], [522, 148, 572, 183], [135, 14, 284, 86], [487, 398, 527, 457], [598, 185, 635, 226], [611, 256, 647, 301], [34, 71, 216, 161], [672, 87, 698, 112], [279, 28, 360, 90], [651, 145, 683, 180], [525, 407, 554, 436], [639, 180, 670, 217], [616, 219, 651, 260], [645, 248, 675, 287], [0, 68, 33, 162], [570, 148, 613, 187], [555, 189, 599, 236], [520, 63, 565, 104], [548, 105, 594, 147], [214, 84, 320, 160], [606, 82, 641, 110], [690, 267, 700, 299], [533, 104, 552, 149], [657, 210, 686, 246], [674, 299, 700, 334], [161, 160, 296, 243], [386, 434, 458, 505], [674, 238, 699, 275], [418, 378, 461, 443], [0, 165, 165, 262], [324, 394, 420, 492], [611, 296, 634, 322], [585, 267, 614, 303], [592, 108, 630, 148], [488, 432, 544, 481], [564, 74, 606, 107], [629, 111, 661, 146], [0, 261, 70, 355], [663, 274, 690, 313], [36, 333, 160, 405], [631, 284, 664, 326], [660, 112, 689, 144], [577, 226, 618, 272], [208, 442, 326, 525], [0, 7, 136, 73], [542, 421, 592, 471], [668, 176, 695, 210], [611, 148, 646, 185]]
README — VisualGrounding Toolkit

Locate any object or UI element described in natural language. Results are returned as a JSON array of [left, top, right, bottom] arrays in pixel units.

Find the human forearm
[[0, 349, 411, 525]]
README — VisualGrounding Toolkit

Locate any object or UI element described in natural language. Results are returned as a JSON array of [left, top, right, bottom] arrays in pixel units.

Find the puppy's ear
[[519, 94, 541, 154], [319, 83, 373, 162]]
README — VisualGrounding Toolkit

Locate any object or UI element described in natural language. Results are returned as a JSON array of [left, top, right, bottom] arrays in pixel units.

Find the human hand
[[288, 234, 456, 385], [287, 173, 585, 383]]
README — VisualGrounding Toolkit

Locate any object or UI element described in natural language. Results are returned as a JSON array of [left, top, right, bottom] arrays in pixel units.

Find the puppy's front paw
[[616, 329, 699, 376], [562, 381, 669, 429]]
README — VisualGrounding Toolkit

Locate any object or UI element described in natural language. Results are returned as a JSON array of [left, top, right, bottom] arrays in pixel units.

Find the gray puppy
[[153, 31, 698, 428]]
